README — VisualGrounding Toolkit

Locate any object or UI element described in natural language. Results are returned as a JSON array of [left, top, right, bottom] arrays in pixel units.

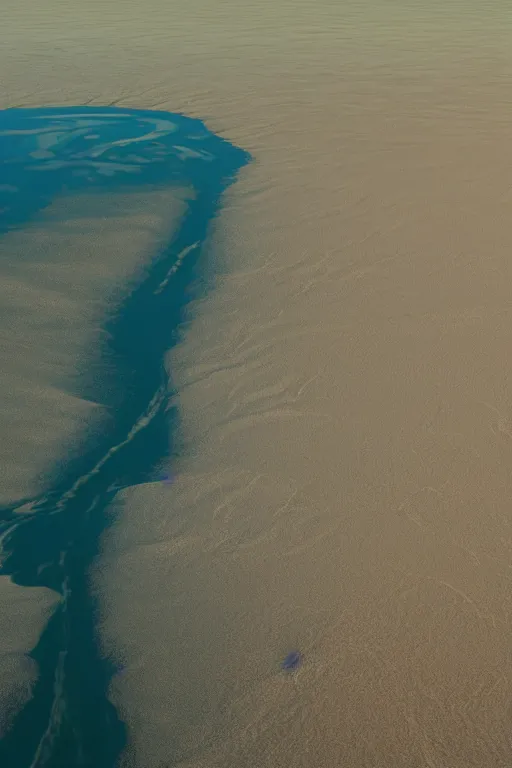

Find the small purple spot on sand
[[281, 650, 302, 672], [160, 473, 174, 485]]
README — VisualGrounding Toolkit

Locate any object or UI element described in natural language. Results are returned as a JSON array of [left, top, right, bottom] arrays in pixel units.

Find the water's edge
[[0, 107, 250, 767]]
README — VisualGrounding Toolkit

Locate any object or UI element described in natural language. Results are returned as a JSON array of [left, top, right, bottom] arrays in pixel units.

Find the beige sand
[[4, 0, 512, 765], [0, 187, 189, 727], [0, 189, 189, 504], [0, 578, 59, 737]]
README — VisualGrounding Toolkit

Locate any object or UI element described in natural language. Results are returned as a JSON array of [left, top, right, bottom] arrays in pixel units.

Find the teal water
[[0, 107, 249, 767]]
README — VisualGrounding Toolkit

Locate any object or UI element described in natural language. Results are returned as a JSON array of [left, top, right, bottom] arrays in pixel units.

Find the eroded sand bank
[[0, 578, 58, 738], [3, 1, 512, 766], [0, 189, 188, 505], [0, 186, 188, 736]]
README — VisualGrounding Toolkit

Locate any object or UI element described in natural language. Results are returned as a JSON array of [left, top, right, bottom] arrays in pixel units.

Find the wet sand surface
[[0, 185, 189, 750], [0, 190, 188, 505], [0, 578, 58, 737], [3, 1, 512, 766]]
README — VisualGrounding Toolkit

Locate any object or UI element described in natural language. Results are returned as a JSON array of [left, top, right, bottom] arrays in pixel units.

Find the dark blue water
[[281, 650, 302, 672], [0, 107, 250, 767]]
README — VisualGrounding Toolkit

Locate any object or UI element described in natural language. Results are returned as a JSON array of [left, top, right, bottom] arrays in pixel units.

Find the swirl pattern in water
[[0, 106, 248, 232]]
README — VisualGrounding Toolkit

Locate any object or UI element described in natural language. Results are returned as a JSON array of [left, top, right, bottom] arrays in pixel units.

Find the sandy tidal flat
[[3, 1, 512, 766]]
